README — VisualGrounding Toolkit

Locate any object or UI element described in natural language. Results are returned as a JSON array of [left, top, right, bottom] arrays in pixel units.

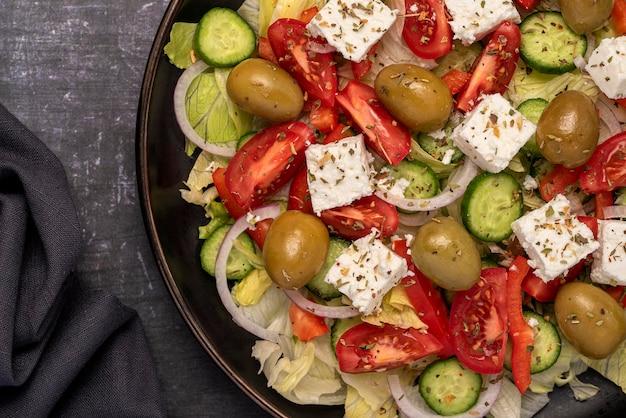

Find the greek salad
[[163, 0, 626, 416]]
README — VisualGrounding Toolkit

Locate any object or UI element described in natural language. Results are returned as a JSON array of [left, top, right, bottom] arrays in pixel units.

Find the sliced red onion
[[215, 205, 282, 342], [376, 160, 479, 212], [307, 39, 336, 54], [598, 94, 626, 124], [573, 55, 587, 72], [597, 98, 623, 144], [398, 210, 437, 227], [388, 373, 503, 418], [600, 205, 626, 219], [284, 289, 360, 318], [173, 60, 237, 157]]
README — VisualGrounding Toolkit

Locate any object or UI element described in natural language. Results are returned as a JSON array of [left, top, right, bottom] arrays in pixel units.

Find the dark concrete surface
[[0, 2, 269, 416]]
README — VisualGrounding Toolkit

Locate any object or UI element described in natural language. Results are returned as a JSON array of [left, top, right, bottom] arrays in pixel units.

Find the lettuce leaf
[[489, 377, 522, 418], [583, 340, 626, 394], [164, 22, 197, 69], [362, 284, 428, 330]]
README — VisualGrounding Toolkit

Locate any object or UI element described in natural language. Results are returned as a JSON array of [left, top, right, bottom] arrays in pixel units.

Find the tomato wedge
[[580, 132, 626, 194], [402, 0, 453, 59], [392, 239, 455, 359], [440, 69, 471, 96], [309, 101, 338, 133], [515, 0, 540, 11], [456, 21, 521, 113], [289, 301, 329, 342], [320, 195, 399, 240], [612, 0, 626, 36], [449, 267, 508, 374], [287, 167, 313, 214], [595, 191, 614, 220], [336, 80, 411, 165], [267, 18, 337, 107], [506, 256, 533, 394], [224, 121, 314, 211], [336, 322, 443, 373], [537, 164, 583, 202], [351, 43, 378, 80]]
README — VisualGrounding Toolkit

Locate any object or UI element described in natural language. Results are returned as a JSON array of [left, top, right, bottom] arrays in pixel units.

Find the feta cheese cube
[[450, 94, 536, 173], [591, 219, 626, 286], [445, 0, 521, 45], [307, 0, 398, 62], [325, 231, 408, 315], [511, 194, 599, 282], [305, 134, 374, 214], [586, 37, 626, 100]]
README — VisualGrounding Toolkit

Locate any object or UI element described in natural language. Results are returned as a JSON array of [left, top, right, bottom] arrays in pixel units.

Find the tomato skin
[[449, 267, 508, 374], [320, 195, 399, 240], [336, 322, 443, 373], [514, 0, 540, 11], [456, 21, 521, 113], [537, 164, 583, 202], [605, 285, 626, 309], [224, 121, 314, 211], [612, 0, 626, 35], [392, 239, 455, 359], [309, 101, 338, 133], [336, 81, 411, 165], [595, 191, 614, 220], [267, 18, 337, 107], [322, 123, 355, 145], [289, 301, 329, 342], [402, 0, 453, 59], [580, 132, 626, 194], [287, 167, 313, 214], [351, 43, 377, 80], [506, 256, 533, 394], [440, 69, 471, 96], [257, 36, 277, 63]]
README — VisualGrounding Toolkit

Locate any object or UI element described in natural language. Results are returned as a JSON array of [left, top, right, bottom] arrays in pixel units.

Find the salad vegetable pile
[[163, 0, 626, 416]]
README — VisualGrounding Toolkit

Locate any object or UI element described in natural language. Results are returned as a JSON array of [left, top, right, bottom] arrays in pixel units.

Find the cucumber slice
[[200, 224, 255, 280], [306, 237, 350, 300], [386, 159, 440, 213], [461, 172, 523, 242], [193, 8, 256, 68], [417, 131, 464, 164], [330, 316, 363, 353], [418, 357, 483, 416], [520, 12, 587, 74], [517, 98, 549, 158], [504, 310, 562, 374]]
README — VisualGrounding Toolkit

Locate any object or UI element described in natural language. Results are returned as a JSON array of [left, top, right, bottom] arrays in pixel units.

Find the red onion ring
[[306, 39, 336, 54], [283, 289, 360, 318], [173, 60, 237, 157], [388, 373, 502, 418], [375, 160, 479, 212], [398, 210, 438, 227], [597, 98, 623, 144], [215, 205, 282, 342], [600, 205, 626, 219]]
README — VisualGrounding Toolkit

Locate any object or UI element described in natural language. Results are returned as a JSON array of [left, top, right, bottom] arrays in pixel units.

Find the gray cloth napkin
[[0, 103, 166, 417]]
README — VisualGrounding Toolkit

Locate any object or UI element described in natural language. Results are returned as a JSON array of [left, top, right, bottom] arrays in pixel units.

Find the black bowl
[[136, 1, 626, 417]]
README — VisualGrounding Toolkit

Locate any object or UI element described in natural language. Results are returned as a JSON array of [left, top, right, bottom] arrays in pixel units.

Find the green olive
[[262, 210, 330, 289], [536, 90, 599, 168], [410, 217, 482, 291], [226, 58, 304, 122], [375, 64, 453, 132], [555, 282, 626, 359], [558, 0, 614, 34]]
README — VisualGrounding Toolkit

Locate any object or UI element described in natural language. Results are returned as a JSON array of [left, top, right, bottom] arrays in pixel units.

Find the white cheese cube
[[305, 134, 374, 214], [586, 37, 626, 100], [445, 0, 521, 45], [450, 94, 536, 173], [591, 219, 626, 286], [511, 194, 599, 282], [325, 231, 408, 315], [306, 0, 398, 62]]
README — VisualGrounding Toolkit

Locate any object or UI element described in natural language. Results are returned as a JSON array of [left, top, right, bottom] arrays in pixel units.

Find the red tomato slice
[[612, 0, 626, 35], [595, 190, 614, 220], [506, 256, 533, 394], [537, 164, 583, 202], [402, 0, 453, 59], [351, 43, 377, 80], [212, 167, 272, 248], [580, 132, 626, 194], [335, 80, 411, 165], [605, 285, 626, 308], [322, 123, 355, 144], [320, 195, 399, 240], [440, 69, 471, 96], [456, 21, 521, 113], [257, 36, 277, 63], [336, 322, 443, 373], [224, 121, 314, 211], [287, 167, 313, 214], [514, 0, 540, 11], [392, 239, 455, 358], [267, 18, 337, 107], [288, 301, 329, 342], [299, 6, 318, 24], [309, 101, 338, 133], [449, 267, 508, 374]]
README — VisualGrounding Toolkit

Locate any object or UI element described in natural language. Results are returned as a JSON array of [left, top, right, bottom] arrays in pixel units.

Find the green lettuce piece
[[164, 22, 197, 69], [489, 377, 522, 418], [583, 340, 626, 394], [186, 67, 253, 145], [342, 369, 415, 418], [232, 269, 273, 306]]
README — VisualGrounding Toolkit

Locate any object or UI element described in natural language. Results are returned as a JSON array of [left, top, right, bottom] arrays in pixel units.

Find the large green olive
[[555, 282, 626, 359], [558, 0, 614, 34], [262, 210, 330, 289], [226, 58, 304, 122], [411, 217, 482, 291], [375, 64, 453, 132], [536, 90, 599, 168]]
